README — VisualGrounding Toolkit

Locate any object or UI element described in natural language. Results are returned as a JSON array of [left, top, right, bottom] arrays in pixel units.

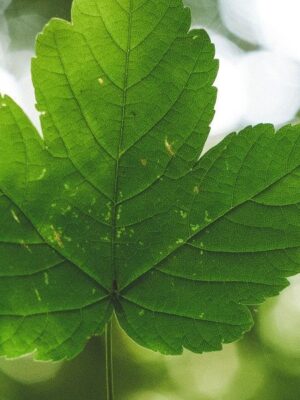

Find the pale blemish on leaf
[[34, 288, 42, 302], [101, 235, 110, 242], [117, 205, 122, 221], [37, 168, 47, 180], [50, 225, 64, 248], [104, 210, 111, 222], [129, 228, 135, 237], [180, 210, 187, 219], [190, 223, 200, 232], [164, 137, 175, 156], [44, 272, 49, 285], [140, 159, 147, 166], [69, 186, 79, 197], [61, 205, 72, 215], [11, 209, 20, 224], [117, 227, 125, 239], [204, 210, 212, 223]]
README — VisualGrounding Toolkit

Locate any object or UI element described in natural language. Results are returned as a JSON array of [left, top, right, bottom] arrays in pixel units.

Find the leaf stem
[[105, 319, 114, 400]]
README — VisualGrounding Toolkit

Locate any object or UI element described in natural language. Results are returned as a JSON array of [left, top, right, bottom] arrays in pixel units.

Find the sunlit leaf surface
[[0, 0, 300, 360]]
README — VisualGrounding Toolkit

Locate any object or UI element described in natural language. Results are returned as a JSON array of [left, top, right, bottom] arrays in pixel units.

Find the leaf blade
[[1, 0, 300, 360], [0, 97, 111, 360]]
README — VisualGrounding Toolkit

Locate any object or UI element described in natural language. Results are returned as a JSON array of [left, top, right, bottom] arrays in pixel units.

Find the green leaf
[[0, 96, 111, 360], [1, 0, 300, 359]]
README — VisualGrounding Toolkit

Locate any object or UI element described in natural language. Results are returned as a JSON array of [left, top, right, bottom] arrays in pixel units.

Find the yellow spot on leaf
[[11, 210, 20, 224], [164, 137, 175, 156], [50, 225, 64, 248]]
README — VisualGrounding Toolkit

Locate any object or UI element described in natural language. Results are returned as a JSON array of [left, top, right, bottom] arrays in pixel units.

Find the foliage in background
[[5, 0, 72, 48]]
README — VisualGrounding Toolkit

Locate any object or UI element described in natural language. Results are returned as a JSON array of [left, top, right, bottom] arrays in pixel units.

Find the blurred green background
[[0, 0, 300, 399]]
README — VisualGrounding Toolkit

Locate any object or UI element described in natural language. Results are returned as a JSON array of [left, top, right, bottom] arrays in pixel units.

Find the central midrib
[[110, 0, 133, 293]]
